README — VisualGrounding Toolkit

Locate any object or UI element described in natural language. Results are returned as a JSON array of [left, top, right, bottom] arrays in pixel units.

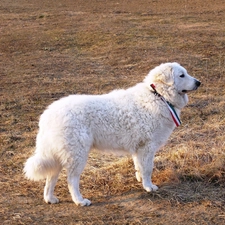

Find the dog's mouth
[[181, 88, 197, 94], [181, 88, 197, 93], [181, 89, 193, 94], [181, 81, 201, 94], [181, 90, 191, 93]]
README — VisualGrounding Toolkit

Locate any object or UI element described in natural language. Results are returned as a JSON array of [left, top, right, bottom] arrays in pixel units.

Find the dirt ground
[[1, 0, 225, 224]]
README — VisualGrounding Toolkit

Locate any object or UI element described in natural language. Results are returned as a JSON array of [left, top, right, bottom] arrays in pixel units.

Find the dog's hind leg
[[66, 151, 91, 206], [67, 173, 91, 206], [44, 165, 62, 204]]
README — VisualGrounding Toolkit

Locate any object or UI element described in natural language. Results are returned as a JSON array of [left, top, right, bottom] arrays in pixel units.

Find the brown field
[[1, 0, 225, 224]]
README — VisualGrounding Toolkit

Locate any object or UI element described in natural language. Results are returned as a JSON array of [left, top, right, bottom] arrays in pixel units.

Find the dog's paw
[[77, 199, 92, 207], [44, 195, 59, 204], [144, 184, 158, 192]]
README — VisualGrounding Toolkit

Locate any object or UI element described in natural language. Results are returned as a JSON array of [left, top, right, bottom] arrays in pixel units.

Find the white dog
[[24, 62, 200, 206]]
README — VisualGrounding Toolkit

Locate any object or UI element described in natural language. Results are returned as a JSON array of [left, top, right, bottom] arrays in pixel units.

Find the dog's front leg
[[141, 154, 159, 192], [132, 154, 142, 182], [135, 145, 158, 192]]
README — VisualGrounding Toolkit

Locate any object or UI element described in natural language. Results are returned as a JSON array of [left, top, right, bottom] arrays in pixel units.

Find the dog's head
[[173, 63, 201, 94], [144, 62, 201, 108]]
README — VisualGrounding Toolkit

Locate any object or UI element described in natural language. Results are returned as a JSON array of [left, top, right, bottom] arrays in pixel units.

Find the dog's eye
[[180, 74, 185, 78]]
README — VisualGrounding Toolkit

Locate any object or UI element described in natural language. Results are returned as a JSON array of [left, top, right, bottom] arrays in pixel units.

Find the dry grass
[[1, 0, 225, 224]]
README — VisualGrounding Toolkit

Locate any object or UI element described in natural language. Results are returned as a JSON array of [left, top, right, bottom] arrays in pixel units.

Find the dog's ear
[[144, 63, 175, 87], [153, 66, 174, 86]]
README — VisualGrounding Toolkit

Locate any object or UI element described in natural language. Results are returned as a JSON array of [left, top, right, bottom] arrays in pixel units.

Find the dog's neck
[[150, 84, 182, 127], [150, 83, 188, 110]]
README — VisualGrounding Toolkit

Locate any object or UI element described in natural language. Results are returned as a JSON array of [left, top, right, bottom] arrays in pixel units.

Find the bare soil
[[1, 0, 225, 224]]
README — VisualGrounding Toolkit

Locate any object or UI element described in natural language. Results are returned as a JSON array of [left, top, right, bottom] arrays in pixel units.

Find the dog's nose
[[195, 80, 201, 87]]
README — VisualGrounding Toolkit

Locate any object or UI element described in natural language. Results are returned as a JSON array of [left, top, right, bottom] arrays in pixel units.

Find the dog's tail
[[24, 154, 57, 181]]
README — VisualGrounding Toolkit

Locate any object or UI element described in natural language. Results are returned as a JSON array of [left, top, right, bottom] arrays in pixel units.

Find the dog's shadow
[[92, 181, 225, 208]]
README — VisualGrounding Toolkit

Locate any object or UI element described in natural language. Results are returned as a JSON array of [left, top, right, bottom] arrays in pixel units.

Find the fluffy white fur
[[24, 62, 200, 206]]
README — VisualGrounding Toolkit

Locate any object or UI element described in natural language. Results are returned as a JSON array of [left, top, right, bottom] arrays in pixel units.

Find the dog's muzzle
[[181, 79, 201, 93]]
